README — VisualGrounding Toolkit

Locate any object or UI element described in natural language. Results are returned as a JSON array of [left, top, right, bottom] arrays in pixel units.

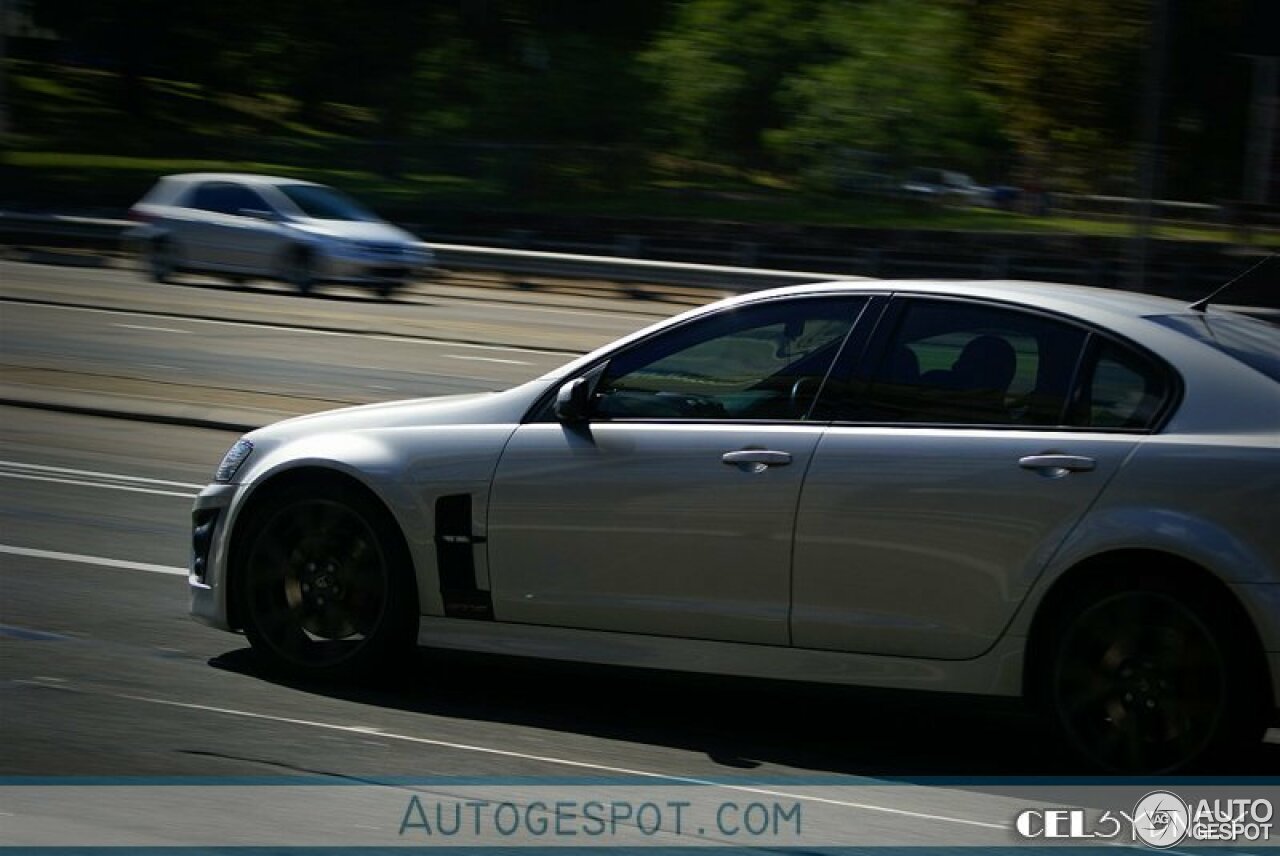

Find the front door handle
[[1018, 454, 1096, 476], [722, 450, 793, 473]]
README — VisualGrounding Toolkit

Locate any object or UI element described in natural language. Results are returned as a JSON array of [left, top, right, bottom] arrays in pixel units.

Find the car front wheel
[[1042, 576, 1266, 772], [238, 485, 417, 679]]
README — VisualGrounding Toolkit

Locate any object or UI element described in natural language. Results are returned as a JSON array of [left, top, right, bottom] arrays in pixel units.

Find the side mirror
[[554, 377, 594, 423]]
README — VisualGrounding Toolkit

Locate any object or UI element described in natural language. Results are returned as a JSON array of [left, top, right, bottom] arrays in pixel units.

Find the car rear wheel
[[147, 239, 176, 283], [1041, 575, 1265, 772], [238, 486, 417, 679]]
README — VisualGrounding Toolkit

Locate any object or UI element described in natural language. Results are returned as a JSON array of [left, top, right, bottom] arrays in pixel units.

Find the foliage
[[766, 0, 1006, 181], [640, 0, 826, 161], [15, 0, 1268, 202], [971, 0, 1150, 190]]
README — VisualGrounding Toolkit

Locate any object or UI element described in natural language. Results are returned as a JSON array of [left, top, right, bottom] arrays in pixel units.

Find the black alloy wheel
[[239, 488, 415, 678], [1044, 579, 1264, 773]]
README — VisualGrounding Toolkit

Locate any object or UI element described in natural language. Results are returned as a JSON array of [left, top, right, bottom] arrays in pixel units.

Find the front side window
[[592, 297, 866, 421], [833, 299, 1087, 426], [277, 184, 378, 221]]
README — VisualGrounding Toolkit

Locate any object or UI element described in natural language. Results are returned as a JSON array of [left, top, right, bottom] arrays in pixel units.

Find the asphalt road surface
[[2, 260, 1277, 848]]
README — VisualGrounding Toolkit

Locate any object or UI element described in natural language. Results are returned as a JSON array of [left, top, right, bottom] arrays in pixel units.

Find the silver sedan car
[[189, 279, 1279, 772], [128, 173, 434, 297]]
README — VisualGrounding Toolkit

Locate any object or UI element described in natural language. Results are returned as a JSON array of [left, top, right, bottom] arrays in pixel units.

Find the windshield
[[1148, 312, 1280, 383], [276, 184, 380, 222]]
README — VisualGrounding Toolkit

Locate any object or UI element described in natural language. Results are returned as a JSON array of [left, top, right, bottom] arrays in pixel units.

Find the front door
[[487, 295, 871, 644]]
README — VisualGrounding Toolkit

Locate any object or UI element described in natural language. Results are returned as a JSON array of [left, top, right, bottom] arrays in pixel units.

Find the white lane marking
[[0, 460, 204, 489], [114, 323, 192, 334], [9, 299, 585, 358], [443, 354, 532, 366], [0, 472, 198, 498], [0, 545, 187, 577], [83, 691, 1006, 832]]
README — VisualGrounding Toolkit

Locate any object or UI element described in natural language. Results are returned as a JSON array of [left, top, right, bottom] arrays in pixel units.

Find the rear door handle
[[722, 450, 793, 473], [1018, 454, 1096, 475]]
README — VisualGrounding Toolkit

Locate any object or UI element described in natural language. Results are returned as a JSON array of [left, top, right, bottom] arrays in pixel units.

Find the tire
[[147, 239, 176, 283], [282, 247, 315, 295], [237, 484, 417, 679], [1038, 573, 1266, 773], [375, 280, 401, 300]]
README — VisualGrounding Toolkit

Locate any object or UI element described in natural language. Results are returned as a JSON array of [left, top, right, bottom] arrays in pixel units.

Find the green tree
[[768, 0, 1004, 179], [641, 0, 826, 162], [971, 0, 1149, 190]]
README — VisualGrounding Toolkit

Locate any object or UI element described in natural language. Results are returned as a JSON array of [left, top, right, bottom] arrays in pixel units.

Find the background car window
[[843, 299, 1086, 425], [594, 298, 865, 420], [277, 184, 378, 221], [188, 183, 269, 215], [1075, 340, 1169, 429]]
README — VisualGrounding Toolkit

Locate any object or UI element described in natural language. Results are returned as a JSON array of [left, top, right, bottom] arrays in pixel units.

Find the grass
[[3, 59, 1274, 248]]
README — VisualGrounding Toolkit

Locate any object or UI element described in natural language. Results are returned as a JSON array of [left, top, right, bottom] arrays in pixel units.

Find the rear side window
[[1073, 339, 1170, 429], [835, 299, 1087, 426]]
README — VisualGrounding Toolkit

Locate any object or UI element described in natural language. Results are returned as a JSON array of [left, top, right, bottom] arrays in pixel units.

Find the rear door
[[791, 297, 1167, 659]]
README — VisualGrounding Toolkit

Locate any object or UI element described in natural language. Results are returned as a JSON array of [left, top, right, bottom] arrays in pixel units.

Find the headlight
[[214, 438, 254, 483]]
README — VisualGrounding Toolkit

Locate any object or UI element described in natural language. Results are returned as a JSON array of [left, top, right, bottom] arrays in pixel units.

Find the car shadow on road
[[165, 275, 415, 305], [209, 646, 1279, 779]]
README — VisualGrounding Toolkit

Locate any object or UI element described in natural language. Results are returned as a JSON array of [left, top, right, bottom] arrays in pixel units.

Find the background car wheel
[[375, 280, 401, 299], [1039, 573, 1266, 773], [282, 247, 315, 295], [146, 239, 176, 283], [237, 484, 417, 679]]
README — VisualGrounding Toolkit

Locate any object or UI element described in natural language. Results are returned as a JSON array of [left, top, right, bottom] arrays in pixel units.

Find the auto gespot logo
[[1015, 790, 1273, 848]]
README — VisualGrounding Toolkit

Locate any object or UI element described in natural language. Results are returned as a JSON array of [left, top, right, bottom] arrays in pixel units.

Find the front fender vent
[[435, 494, 493, 620]]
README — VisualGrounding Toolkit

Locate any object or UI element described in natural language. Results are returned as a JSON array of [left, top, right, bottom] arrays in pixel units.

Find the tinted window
[[593, 298, 866, 420], [188, 182, 269, 215], [1148, 313, 1280, 383], [277, 184, 378, 221], [1074, 339, 1170, 429], [835, 299, 1086, 425]]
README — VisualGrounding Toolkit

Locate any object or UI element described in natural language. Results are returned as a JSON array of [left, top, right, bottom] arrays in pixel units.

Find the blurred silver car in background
[[128, 173, 434, 297], [189, 279, 1279, 772]]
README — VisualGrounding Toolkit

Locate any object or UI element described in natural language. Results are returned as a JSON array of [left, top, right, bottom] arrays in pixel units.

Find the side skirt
[[415, 616, 1025, 697]]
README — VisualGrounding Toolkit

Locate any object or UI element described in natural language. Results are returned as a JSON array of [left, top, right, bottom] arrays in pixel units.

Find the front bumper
[[319, 246, 434, 285], [189, 483, 240, 631]]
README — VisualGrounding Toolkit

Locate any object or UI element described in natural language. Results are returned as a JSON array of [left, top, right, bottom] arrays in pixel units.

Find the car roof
[[746, 278, 1197, 330], [161, 173, 321, 188]]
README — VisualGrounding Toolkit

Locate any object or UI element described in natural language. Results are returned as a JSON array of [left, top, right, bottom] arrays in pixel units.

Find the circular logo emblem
[[1132, 791, 1190, 849]]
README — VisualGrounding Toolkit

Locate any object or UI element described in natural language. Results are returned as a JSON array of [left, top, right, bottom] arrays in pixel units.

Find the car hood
[[286, 218, 420, 244], [247, 381, 548, 444]]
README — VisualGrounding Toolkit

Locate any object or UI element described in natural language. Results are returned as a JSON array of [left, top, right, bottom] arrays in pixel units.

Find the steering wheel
[[789, 376, 819, 416]]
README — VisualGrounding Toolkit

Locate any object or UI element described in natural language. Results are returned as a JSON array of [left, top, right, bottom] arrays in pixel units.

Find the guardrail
[[429, 243, 863, 289], [0, 209, 1267, 301], [0, 211, 863, 291]]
